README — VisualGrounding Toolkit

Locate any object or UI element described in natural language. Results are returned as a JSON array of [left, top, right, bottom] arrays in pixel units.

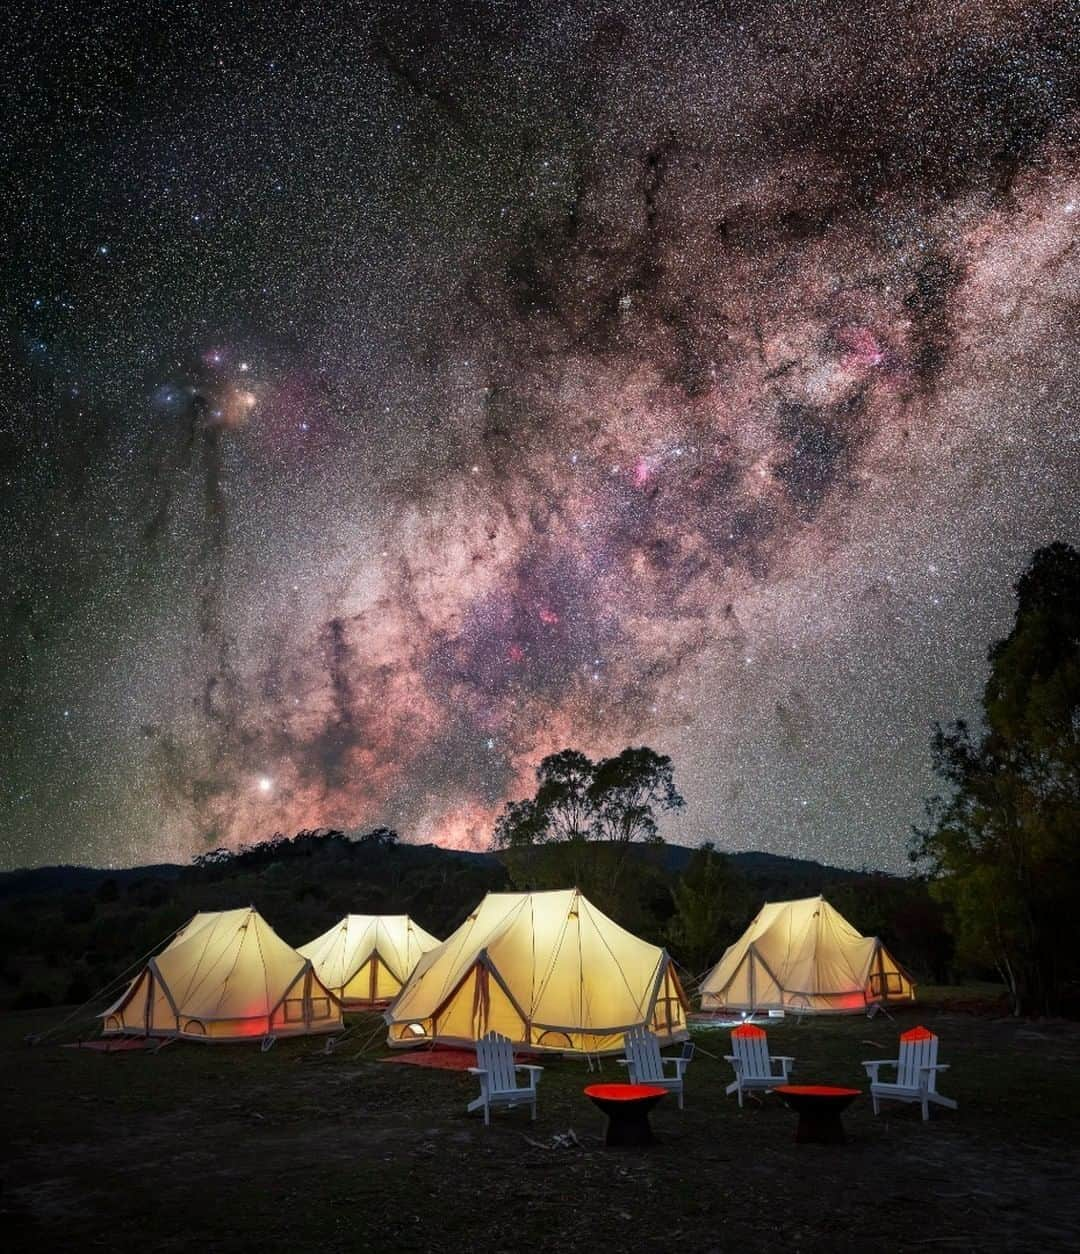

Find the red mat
[[379, 1048, 478, 1071], [379, 1046, 542, 1072]]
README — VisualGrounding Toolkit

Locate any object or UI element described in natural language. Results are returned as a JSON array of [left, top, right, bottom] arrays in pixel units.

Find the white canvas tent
[[700, 894, 916, 1015], [101, 906, 342, 1041], [297, 914, 440, 1009], [385, 888, 689, 1054]]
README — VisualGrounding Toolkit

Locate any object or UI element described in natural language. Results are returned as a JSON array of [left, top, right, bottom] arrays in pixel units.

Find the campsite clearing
[[2, 987, 1079, 1253]]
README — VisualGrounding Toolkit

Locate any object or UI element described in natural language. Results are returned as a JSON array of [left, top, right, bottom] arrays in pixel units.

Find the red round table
[[774, 1085, 861, 1144], [584, 1083, 668, 1146]]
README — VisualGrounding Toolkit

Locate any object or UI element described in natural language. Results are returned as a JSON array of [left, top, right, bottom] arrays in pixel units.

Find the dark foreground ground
[[2, 986, 1079, 1254]]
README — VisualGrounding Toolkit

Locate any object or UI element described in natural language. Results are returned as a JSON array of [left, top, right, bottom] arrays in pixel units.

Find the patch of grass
[[2, 989, 1078, 1253]]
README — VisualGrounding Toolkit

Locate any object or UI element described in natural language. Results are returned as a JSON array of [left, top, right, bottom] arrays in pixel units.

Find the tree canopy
[[914, 542, 1080, 1015], [492, 746, 685, 920], [492, 746, 684, 849]]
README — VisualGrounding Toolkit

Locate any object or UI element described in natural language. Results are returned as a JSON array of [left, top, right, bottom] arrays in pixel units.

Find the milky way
[[3, 1, 1079, 870]]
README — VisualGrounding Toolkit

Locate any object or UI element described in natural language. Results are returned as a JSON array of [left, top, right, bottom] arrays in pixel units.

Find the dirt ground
[[2, 994, 1079, 1253]]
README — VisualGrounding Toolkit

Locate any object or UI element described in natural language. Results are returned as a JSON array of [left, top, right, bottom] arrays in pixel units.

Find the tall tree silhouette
[[914, 543, 1080, 1015]]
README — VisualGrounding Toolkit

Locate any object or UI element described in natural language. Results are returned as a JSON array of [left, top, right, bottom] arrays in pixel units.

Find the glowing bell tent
[[101, 906, 342, 1042], [297, 914, 441, 1009], [385, 888, 689, 1054], [699, 894, 916, 1016]]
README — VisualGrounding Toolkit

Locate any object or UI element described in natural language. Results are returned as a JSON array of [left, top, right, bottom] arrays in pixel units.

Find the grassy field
[[2, 987, 1078, 1253]]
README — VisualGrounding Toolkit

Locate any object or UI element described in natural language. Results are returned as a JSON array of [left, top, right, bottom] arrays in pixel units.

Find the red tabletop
[[584, 1083, 667, 1102], [775, 1085, 861, 1098]]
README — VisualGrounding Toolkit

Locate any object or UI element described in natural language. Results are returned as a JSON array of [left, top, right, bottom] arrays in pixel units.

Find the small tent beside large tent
[[385, 888, 689, 1054], [700, 894, 915, 1015], [101, 906, 342, 1041], [297, 914, 440, 1009]]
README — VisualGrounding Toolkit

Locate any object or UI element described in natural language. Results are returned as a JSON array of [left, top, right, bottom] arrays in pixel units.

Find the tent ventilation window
[[405, 1022, 428, 1038], [870, 973, 904, 996], [283, 999, 305, 1022], [310, 998, 330, 1018], [653, 994, 680, 1033]]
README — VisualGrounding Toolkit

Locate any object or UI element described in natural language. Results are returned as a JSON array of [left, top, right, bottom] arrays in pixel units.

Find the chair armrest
[[771, 1055, 795, 1063], [918, 1063, 949, 1072], [616, 1059, 630, 1068], [862, 1059, 897, 1081], [515, 1064, 545, 1075], [723, 1054, 737, 1062], [658, 1057, 688, 1078], [467, 1067, 488, 1076]]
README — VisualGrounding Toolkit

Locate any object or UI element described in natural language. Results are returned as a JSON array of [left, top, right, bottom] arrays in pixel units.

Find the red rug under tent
[[378, 1045, 542, 1072]]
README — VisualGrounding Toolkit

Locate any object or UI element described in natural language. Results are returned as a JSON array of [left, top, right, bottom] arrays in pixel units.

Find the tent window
[[405, 1022, 428, 1038], [283, 999, 305, 1022], [310, 997, 330, 1018], [870, 972, 904, 996], [653, 994, 680, 1033]]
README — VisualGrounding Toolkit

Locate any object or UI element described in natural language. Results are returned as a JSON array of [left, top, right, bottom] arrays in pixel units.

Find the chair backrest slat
[[476, 1031, 515, 1091], [626, 1027, 664, 1081], [898, 1026, 938, 1090], [731, 1024, 770, 1077]]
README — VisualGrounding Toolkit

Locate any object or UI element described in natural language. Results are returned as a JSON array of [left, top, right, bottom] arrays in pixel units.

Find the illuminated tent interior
[[101, 906, 342, 1041], [297, 914, 440, 1009], [385, 888, 689, 1054], [700, 894, 916, 1015]]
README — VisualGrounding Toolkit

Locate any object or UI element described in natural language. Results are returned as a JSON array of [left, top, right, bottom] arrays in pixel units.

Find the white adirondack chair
[[617, 1026, 692, 1109], [724, 1024, 795, 1107], [467, 1031, 544, 1126], [862, 1025, 957, 1121]]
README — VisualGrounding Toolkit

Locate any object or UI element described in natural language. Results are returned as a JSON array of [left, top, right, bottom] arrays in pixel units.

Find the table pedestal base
[[795, 1110, 847, 1145], [775, 1085, 860, 1146], [603, 1107, 656, 1147]]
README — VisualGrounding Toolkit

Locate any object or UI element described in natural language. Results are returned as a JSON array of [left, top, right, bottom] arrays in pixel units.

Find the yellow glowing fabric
[[297, 915, 441, 1007], [700, 894, 916, 1014], [101, 906, 342, 1041], [385, 889, 688, 1054]]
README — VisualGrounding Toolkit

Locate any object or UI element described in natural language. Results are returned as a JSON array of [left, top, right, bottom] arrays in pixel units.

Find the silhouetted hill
[[0, 863, 185, 900], [0, 841, 867, 901], [731, 849, 865, 881], [621, 841, 870, 887]]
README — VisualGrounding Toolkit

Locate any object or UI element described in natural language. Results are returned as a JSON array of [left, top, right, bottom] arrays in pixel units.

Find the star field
[[2, 1, 1079, 871]]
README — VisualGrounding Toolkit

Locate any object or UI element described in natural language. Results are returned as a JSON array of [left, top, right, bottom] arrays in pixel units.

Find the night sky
[[3, 1, 1079, 872]]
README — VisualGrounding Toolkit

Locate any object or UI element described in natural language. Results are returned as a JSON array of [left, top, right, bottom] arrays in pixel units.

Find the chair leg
[[677, 1087, 684, 1111], [921, 1097, 929, 1122], [872, 1092, 880, 1116], [737, 1085, 744, 1109], [484, 1101, 490, 1127]]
